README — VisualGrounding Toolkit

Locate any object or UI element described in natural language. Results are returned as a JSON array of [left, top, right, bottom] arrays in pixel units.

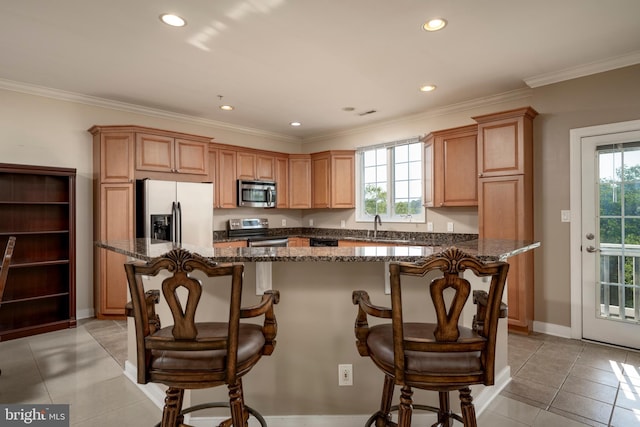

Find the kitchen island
[[97, 238, 539, 425]]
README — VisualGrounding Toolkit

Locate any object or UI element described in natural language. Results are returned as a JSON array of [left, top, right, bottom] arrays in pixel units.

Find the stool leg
[[374, 374, 394, 427], [438, 391, 451, 427], [161, 387, 184, 427], [397, 385, 413, 427], [228, 379, 248, 427], [459, 387, 477, 427]]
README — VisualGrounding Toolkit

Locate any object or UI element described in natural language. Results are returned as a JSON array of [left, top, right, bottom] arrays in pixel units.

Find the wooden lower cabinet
[[288, 237, 310, 247], [95, 183, 134, 318], [0, 163, 77, 340], [213, 240, 247, 248]]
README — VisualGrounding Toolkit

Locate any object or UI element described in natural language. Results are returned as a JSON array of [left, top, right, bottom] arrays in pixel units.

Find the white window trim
[[355, 137, 425, 224]]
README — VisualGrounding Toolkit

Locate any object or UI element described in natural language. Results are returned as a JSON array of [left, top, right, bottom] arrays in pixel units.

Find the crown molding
[[302, 87, 533, 143], [0, 78, 301, 144], [524, 50, 640, 88]]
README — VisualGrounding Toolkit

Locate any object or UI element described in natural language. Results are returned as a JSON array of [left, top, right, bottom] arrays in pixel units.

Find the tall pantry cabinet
[[90, 126, 135, 319], [0, 163, 76, 341], [473, 107, 538, 333]]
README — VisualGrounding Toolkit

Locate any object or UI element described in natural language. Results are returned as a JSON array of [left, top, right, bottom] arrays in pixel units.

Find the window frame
[[356, 137, 424, 223]]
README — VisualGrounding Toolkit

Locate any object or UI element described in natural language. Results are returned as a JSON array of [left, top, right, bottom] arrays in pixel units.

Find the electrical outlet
[[427, 222, 433, 232], [281, 219, 286, 227], [340, 220, 346, 228], [447, 222, 454, 232], [309, 219, 314, 227], [338, 364, 353, 386]]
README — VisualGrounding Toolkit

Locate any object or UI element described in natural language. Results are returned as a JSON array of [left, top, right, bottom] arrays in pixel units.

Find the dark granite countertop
[[96, 238, 539, 263], [212, 227, 478, 247]]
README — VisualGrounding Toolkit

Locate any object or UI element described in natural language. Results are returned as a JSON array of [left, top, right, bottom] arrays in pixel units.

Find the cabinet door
[[237, 151, 256, 180], [311, 153, 330, 208], [98, 183, 134, 317], [218, 149, 237, 208], [478, 175, 525, 240], [275, 156, 289, 208], [288, 237, 309, 247], [331, 153, 355, 208], [100, 132, 134, 183], [136, 133, 174, 173], [441, 132, 477, 206], [209, 148, 219, 208], [256, 154, 275, 181], [478, 175, 533, 332], [289, 156, 311, 208], [475, 108, 535, 178], [422, 125, 477, 207], [175, 139, 209, 175]]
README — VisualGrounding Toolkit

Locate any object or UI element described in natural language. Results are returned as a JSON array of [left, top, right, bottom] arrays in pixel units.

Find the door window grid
[[597, 143, 640, 323]]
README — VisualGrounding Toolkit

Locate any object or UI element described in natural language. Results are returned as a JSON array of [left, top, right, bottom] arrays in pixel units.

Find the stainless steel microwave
[[237, 180, 277, 208]]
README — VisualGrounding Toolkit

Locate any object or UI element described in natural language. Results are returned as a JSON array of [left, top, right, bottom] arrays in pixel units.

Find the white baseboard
[[532, 321, 572, 338], [124, 362, 510, 427], [76, 308, 94, 320]]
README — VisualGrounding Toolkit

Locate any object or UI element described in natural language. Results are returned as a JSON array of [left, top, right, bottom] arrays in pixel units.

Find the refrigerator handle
[[171, 202, 177, 244], [177, 201, 182, 244]]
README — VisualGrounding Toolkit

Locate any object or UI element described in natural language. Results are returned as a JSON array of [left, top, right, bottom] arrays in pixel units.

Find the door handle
[[586, 245, 599, 253]]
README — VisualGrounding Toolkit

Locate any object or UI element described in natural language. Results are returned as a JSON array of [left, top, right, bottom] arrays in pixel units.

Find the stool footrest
[[154, 402, 267, 427]]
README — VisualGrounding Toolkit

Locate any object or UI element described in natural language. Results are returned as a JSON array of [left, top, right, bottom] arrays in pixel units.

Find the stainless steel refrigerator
[[136, 179, 214, 247]]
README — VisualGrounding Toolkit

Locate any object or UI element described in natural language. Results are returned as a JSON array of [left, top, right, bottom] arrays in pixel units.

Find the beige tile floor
[[1, 319, 639, 426]]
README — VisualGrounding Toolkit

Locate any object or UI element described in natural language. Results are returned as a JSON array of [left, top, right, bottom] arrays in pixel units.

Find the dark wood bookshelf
[[0, 163, 76, 341]]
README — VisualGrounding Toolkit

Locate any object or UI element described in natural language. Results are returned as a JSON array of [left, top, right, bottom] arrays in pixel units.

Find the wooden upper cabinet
[[237, 151, 256, 180], [289, 154, 311, 209], [217, 149, 237, 208], [311, 151, 355, 208], [89, 127, 134, 183], [422, 124, 478, 207], [136, 133, 209, 176], [474, 107, 537, 178], [275, 156, 289, 208], [311, 153, 331, 208], [256, 154, 275, 181], [237, 150, 276, 181]]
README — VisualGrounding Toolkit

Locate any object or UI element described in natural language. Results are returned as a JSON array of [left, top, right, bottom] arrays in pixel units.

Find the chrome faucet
[[373, 214, 382, 239]]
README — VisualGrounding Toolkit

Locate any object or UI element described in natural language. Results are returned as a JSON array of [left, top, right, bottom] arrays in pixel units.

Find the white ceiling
[[1, 0, 640, 140]]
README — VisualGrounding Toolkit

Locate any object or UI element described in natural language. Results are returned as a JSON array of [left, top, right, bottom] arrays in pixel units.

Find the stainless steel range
[[227, 218, 288, 247]]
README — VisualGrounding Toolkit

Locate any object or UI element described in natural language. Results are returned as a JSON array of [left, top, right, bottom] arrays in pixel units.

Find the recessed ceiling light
[[290, 122, 301, 127], [423, 18, 447, 32], [160, 14, 186, 27], [420, 84, 437, 92], [219, 105, 234, 111]]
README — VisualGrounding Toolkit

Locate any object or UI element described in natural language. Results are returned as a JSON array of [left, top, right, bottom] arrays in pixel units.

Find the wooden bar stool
[[352, 247, 509, 427], [125, 248, 279, 427]]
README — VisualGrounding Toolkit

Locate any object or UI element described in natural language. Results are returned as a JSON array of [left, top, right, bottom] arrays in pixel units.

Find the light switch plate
[[561, 210, 571, 222]]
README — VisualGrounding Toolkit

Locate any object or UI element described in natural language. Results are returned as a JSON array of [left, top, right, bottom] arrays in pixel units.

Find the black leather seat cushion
[[367, 323, 483, 375], [150, 322, 265, 372]]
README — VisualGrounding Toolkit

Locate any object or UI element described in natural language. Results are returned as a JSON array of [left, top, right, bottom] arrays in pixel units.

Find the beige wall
[[2, 64, 640, 327], [530, 64, 640, 327]]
